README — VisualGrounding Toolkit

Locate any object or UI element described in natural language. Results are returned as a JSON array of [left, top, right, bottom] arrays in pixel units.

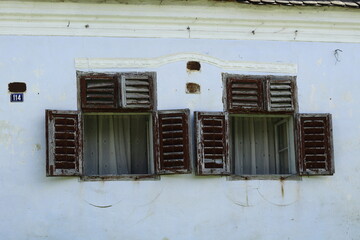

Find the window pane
[[276, 121, 289, 174], [83, 114, 152, 176], [231, 116, 293, 175]]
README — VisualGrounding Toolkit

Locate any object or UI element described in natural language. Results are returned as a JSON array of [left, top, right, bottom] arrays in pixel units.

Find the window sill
[[80, 174, 160, 181], [228, 174, 301, 181]]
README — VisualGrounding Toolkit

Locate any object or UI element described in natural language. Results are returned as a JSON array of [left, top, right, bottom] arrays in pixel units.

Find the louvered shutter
[[121, 73, 155, 110], [157, 109, 191, 174], [195, 112, 230, 175], [46, 110, 82, 176], [80, 74, 118, 110], [226, 76, 264, 113], [266, 76, 296, 112], [297, 114, 334, 175]]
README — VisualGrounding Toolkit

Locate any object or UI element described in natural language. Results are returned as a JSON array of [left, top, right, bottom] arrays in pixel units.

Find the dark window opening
[[83, 114, 154, 176]]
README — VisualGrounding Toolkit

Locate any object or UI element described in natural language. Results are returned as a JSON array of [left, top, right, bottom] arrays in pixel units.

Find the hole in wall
[[8, 82, 26, 92], [187, 61, 201, 71], [186, 83, 200, 94]]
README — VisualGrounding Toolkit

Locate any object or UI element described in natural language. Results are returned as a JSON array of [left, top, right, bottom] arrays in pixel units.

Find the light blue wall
[[0, 36, 359, 240]]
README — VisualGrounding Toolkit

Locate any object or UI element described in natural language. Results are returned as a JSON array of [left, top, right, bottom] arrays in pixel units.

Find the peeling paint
[[342, 91, 353, 102], [0, 120, 24, 150], [34, 144, 41, 151], [33, 68, 45, 78], [308, 84, 319, 111]]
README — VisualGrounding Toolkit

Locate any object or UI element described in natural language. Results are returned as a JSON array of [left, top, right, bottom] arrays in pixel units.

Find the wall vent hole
[[186, 83, 200, 94], [187, 61, 201, 71]]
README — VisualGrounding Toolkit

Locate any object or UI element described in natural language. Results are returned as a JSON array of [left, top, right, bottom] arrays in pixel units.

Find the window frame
[[210, 73, 333, 179], [46, 72, 191, 180]]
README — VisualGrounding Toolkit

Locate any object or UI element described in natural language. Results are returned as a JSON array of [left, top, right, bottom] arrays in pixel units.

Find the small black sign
[[10, 93, 24, 102]]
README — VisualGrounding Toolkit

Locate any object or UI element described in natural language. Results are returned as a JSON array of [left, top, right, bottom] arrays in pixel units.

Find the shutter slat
[[298, 114, 334, 175], [81, 75, 118, 110], [267, 78, 296, 112], [122, 74, 154, 110], [196, 112, 230, 175], [157, 109, 190, 174], [46, 110, 82, 176], [227, 77, 264, 112]]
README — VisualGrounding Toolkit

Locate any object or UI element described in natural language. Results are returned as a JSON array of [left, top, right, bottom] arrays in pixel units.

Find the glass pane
[[83, 114, 150, 176]]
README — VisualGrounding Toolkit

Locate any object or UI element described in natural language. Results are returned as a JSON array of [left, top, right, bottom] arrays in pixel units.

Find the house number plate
[[10, 93, 24, 102]]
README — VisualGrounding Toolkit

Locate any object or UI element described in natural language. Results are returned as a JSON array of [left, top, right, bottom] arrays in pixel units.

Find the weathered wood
[[157, 109, 191, 174], [225, 75, 264, 113], [266, 76, 297, 112], [196, 111, 230, 175], [297, 113, 334, 175], [46, 110, 82, 176]]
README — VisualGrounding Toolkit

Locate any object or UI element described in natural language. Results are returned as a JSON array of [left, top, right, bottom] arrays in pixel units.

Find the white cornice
[[75, 53, 297, 74], [0, 1, 360, 43]]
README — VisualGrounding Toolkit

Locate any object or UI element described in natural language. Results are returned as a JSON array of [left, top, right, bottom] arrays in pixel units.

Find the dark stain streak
[[86, 201, 113, 208], [251, 30, 255, 35], [294, 30, 298, 40], [67, 21, 70, 27], [334, 49, 343, 64], [280, 179, 285, 198]]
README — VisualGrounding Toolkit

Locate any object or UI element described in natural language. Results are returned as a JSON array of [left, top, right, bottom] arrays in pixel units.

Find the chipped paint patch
[[342, 91, 353, 102], [34, 144, 41, 151], [316, 58, 323, 65], [33, 68, 45, 78], [0, 120, 24, 150], [308, 84, 319, 111]]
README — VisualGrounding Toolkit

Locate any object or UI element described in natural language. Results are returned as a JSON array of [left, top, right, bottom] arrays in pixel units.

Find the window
[[196, 74, 334, 177], [46, 72, 191, 179], [230, 115, 296, 175]]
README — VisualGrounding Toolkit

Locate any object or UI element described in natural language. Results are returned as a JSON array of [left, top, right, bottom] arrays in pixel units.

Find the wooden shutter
[[157, 109, 191, 174], [297, 114, 334, 175], [266, 76, 296, 112], [195, 112, 230, 175], [46, 110, 82, 176], [121, 73, 155, 110], [226, 75, 264, 113], [80, 74, 118, 110]]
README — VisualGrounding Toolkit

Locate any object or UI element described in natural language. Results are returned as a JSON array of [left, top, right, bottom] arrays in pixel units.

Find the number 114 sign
[[10, 93, 24, 102]]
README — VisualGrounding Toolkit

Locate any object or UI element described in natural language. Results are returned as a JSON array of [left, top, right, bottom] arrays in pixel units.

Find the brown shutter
[[195, 112, 230, 175], [121, 73, 155, 110], [80, 74, 118, 110], [157, 109, 191, 174], [266, 76, 296, 112], [226, 75, 264, 113], [46, 110, 82, 176], [297, 113, 334, 175]]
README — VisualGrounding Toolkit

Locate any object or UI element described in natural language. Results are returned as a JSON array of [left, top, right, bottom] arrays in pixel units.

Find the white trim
[[0, 1, 360, 43], [75, 53, 297, 74]]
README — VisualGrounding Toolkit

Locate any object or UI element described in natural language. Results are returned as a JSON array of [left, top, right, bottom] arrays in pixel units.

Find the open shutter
[[157, 109, 191, 174], [121, 73, 155, 110], [226, 75, 264, 113], [80, 74, 118, 111], [46, 110, 82, 176], [195, 112, 230, 175], [297, 113, 334, 175], [266, 76, 296, 112]]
